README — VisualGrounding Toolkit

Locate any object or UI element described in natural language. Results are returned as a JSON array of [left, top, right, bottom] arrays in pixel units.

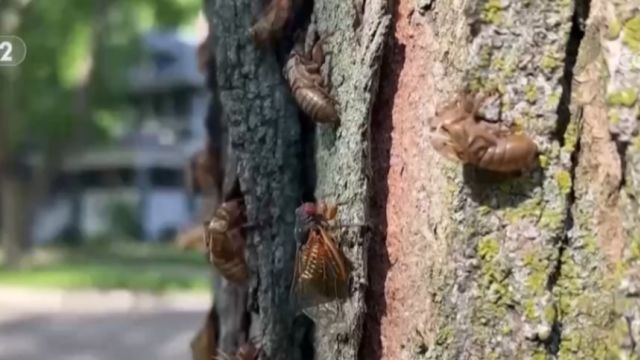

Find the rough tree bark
[[205, 1, 303, 358], [204, 0, 640, 359], [205, 0, 388, 358], [367, 0, 640, 359], [303, 1, 389, 359]]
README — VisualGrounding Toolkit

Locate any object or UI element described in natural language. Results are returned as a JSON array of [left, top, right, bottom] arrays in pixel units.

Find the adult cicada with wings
[[290, 201, 352, 311]]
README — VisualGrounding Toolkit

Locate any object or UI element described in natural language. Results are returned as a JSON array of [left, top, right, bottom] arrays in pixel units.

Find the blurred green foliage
[[0, 240, 209, 292], [3, 0, 201, 153], [107, 200, 143, 239]]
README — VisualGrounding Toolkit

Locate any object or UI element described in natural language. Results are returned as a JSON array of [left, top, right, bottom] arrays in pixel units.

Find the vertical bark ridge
[[426, 0, 576, 358], [310, 0, 390, 358], [206, 0, 303, 358]]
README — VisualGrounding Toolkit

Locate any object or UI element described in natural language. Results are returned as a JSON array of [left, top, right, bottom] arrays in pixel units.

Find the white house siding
[[32, 196, 73, 244], [144, 190, 191, 240], [80, 188, 140, 238]]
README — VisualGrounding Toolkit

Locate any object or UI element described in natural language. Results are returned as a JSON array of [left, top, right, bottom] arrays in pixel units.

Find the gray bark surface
[[308, 1, 390, 359], [205, 1, 302, 358], [204, 0, 389, 358], [423, 0, 577, 357], [204, 0, 640, 359], [371, 0, 640, 359]]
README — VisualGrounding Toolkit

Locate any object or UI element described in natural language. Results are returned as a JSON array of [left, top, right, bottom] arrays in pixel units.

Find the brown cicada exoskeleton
[[196, 34, 211, 75], [216, 337, 261, 360], [176, 224, 208, 252], [204, 198, 249, 284], [291, 201, 350, 310], [249, 0, 293, 47], [284, 34, 340, 125], [186, 139, 223, 195], [190, 305, 219, 360], [429, 92, 538, 173]]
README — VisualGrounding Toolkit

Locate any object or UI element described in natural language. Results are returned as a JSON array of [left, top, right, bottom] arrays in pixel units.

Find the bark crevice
[[554, 0, 590, 144], [545, 0, 591, 355], [361, 8, 399, 355]]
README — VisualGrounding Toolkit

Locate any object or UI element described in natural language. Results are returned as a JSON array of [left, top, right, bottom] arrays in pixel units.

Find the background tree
[[0, 0, 200, 267], [208, 0, 639, 358]]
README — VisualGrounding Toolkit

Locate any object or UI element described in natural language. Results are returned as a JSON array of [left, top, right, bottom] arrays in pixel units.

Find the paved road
[[0, 287, 211, 360]]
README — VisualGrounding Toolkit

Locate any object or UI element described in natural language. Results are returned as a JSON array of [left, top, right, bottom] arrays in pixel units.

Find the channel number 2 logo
[[0, 36, 27, 66]]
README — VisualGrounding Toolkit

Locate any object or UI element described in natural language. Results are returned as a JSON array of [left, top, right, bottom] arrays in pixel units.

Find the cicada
[[187, 139, 222, 194], [429, 91, 538, 173], [190, 306, 218, 360], [291, 201, 350, 310], [216, 337, 261, 360], [204, 198, 249, 284], [284, 35, 340, 124], [249, 0, 292, 47], [196, 34, 210, 74]]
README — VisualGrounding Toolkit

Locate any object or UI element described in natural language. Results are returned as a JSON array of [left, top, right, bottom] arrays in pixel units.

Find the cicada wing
[[290, 243, 303, 307], [316, 226, 349, 286], [291, 227, 350, 311], [291, 238, 326, 311], [300, 227, 349, 326], [311, 226, 349, 300]]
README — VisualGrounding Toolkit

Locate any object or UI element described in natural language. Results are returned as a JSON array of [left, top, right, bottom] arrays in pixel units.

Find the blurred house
[[32, 30, 209, 243]]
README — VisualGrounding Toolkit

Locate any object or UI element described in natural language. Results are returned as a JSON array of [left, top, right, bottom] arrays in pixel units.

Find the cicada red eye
[[215, 337, 261, 360], [236, 340, 261, 360], [302, 202, 317, 216]]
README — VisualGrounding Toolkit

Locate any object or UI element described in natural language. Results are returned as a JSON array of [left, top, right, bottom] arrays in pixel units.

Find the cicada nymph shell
[[235, 339, 261, 360], [291, 201, 350, 313], [190, 305, 219, 360], [176, 224, 208, 252], [196, 34, 211, 74], [215, 337, 261, 360], [249, 0, 293, 47], [187, 139, 222, 195], [284, 35, 340, 124], [429, 91, 538, 173], [204, 198, 249, 284]]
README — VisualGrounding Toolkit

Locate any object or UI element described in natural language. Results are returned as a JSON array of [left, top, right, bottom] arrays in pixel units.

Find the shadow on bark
[[361, 1, 404, 357], [462, 165, 544, 210]]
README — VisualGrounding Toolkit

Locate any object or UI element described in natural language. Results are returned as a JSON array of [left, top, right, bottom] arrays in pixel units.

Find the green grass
[[0, 241, 211, 293]]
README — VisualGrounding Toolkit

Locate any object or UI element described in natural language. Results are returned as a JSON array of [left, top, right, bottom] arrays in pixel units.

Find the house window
[[75, 168, 136, 189], [150, 167, 182, 188], [172, 88, 191, 118], [152, 50, 177, 73]]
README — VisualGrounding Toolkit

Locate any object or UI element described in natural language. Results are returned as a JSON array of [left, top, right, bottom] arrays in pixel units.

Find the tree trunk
[[204, 0, 640, 359], [206, 1, 303, 358], [1, 171, 29, 267], [0, 0, 28, 267], [367, 0, 640, 359]]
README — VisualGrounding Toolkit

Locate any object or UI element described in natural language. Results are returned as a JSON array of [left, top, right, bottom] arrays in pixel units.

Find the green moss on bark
[[481, 0, 504, 25], [606, 18, 622, 40], [606, 89, 638, 107], [622, 16, 640, 53], [554, 170, 572, 195], [541, 52, 562, 72]]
